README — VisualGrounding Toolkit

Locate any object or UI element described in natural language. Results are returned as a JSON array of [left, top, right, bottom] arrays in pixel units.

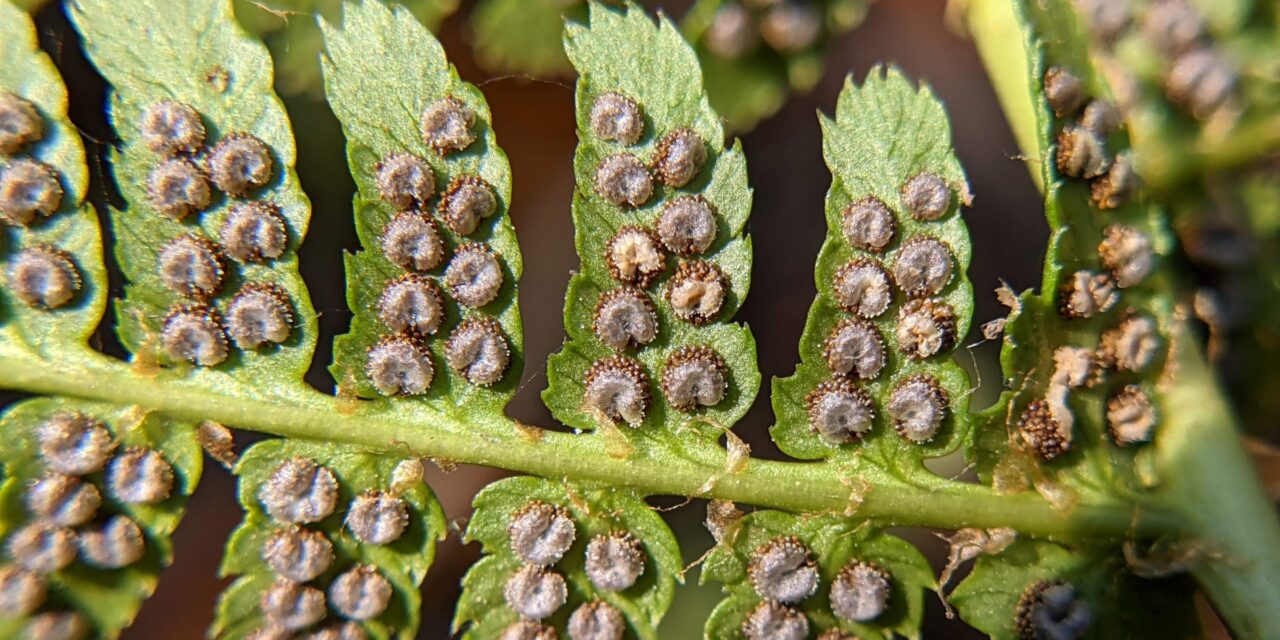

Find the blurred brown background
[[9, 0, 1053, 637]]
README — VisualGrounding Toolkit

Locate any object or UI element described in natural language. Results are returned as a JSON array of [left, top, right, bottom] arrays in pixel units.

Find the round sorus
[[832, 259, 893, 319], [759, 2, 821, 53], [1014, 580, 1092, 640], [656, 195, 717, 255], [0, 92, 43, 155], [24, 473, 101, 527], [1055, 125, 1110, 180], [376, 274, 444, 336], [806, 378, 875, 444], [653, 128, 707, 188], [1019, 399, 1071, 461], [1107, 384, 1157, 446], [260, 577, 326, 631], [508, 501, 576, 566], [328, 564, 392, 621], [590, 92, 644, 146], [1043, 67, 1085, 117], [437, 175, 497, 236], [741, 601, 808, 640], [139, 100, 205, 156], [146, 157, 211, 220], [823, 318, 885, 380], [162, 304, 229, 366], [901, 172, 951, 221], [594, 153, 652, 207], [593, 287, 658, 351], [206, 132, 274, 196], [219, 200, 288, 263], [262, 525, 334, 583], [1098, 224, 1153, 288], [78, 514, 146, 569], [345, 490, 410, 546], [747, 536, 819, 604], [841, 197, 896, 253], [225, 282, 294, 350], [606, 225, 666, 289], [420, 96, 476, 155], [895, 298, 957, 360], [444, 241, 504, 308], [892, 236, 953, 297], [503, 565, 567, 621], [7, 245, 81, 310], [660, 345, 728, 412], [583, 355, 651, 426], [830, 560, 891, 622], [381, 210, 446, 272], [35, 412, 114, 476], [258, 457, 339, 525], [0, 158, 62, 225], [365, 334, 434, 396], [444, 316, 510, 387], [157, 233, 225, 299], [584, 531, 645, 592], [374, 151, 434, 210], [107, 446, 175, 505], [887, 374, 947, 443], [667, 259, 728, 325], [568, 599, 625, 640]]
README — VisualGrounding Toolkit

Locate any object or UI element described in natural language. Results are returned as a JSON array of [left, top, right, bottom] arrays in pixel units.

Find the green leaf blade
[[0, 0, 107, 357], [320, 0, 525, 422], [0, 398, 202, 639], [454, 476, 682, 639], [70, 0, 319, 391], [701, 509, 934, 640], [212, 439, 446, 639], [545, 1, 761, 445], [770, 67, 975, 473]]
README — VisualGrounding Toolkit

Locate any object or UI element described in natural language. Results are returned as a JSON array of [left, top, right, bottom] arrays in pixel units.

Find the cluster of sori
[[247, 457, 413, 639], [1018, 65, 1162, 461], [0, 92, 81, 311], [581, 90, 733, 427], [365, 96, 510, 397], [1072, 0, 1238, 121], [804, 173, 958, 446], [739, 537, 890, 639], [702, 0, 826, 61], [498, 501, 647, 640], [0, 412, 176, 639], [139, 100, 295, 368]]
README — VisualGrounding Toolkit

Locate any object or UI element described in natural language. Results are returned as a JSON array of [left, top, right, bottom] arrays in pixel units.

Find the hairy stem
[[1153, 323, 1280, 639], [0, 349, 1175, 539]]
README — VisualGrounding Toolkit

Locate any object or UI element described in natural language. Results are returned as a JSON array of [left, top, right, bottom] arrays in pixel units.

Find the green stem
[[1153, 324, 1280, 639], [0, 350, 1173, 540], [1140, 113, 1280, 193]]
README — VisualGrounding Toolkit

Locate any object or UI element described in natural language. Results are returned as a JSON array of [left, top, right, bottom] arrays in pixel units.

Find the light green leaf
[[454, 476, 682, 640], [544, 1, 761, 449], [71, 0, 319, 395], [470, 0, 582, 77], [320, 0, 524, 422], [701, 509, 933, 640], [950, 539, 1199, 639], [211, 440, 446, 639], [684, 0, 871, 131], [770, 67, 974, 481], [233, 0, 458, 96], [0, 0, 107, 357], [0, 397, 202, 638]]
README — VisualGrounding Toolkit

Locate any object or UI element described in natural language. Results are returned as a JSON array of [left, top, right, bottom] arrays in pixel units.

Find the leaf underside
[[321, 0, 525, 424], [770, 66, 975, 481], [544, 1, 761, 450], [701, 509, 933, 640], [0, 398, 202, 639], [454, 476, 682, 639]]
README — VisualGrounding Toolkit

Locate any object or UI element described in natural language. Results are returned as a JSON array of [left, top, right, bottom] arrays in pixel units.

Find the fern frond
[[71, 0, 319, 388], [321, 0, 524, 423], [0, 398, 201, 638], [701, 509, 933, 639], [0, 0, 107, 355], [454, 477, 682, 639], [771, 66, 975, 481], [212, 441, 445, 639], [545, 0, 761, 451]]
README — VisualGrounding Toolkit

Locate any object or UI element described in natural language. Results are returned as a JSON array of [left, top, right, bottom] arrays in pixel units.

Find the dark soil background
[[8, 0, 1056, 637]]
